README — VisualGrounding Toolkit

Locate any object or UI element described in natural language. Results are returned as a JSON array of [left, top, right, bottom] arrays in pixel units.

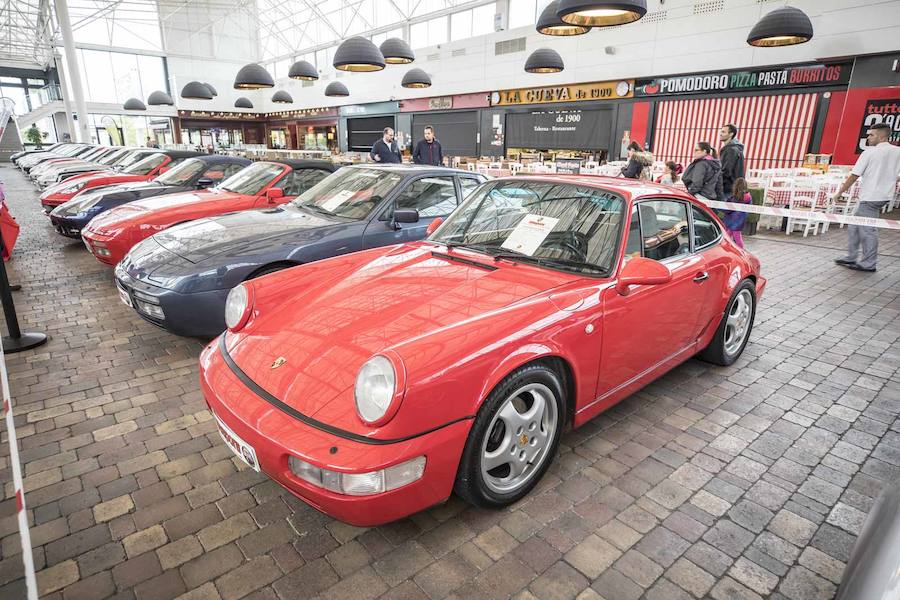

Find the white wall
[[252, 0, 900, 112]]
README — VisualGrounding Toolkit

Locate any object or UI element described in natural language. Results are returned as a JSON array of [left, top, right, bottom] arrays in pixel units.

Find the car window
[[203, 163, 244, 182], [275, 169, 331, 197], [459, 177, 481, 200], [636, 200, 690, 261], [219, 162, 284, 195], [624, 205, 642, 260], [692, 205, 721, 250], [154, 158, 205, 185], [124, 153, 167, 175], [394, 176, 458, 217]]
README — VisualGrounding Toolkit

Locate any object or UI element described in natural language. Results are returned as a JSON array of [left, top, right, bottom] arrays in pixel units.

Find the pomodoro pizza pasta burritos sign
[[634, 63, 850, 97]]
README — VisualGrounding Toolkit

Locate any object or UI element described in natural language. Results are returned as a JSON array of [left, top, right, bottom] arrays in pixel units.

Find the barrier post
[[0, 229, 47, 353]]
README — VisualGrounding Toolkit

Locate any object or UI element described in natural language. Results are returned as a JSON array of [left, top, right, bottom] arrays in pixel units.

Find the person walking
[[719, 177, 751, 248], [412, 126, 444, 166], [719, 124, 745, 196], [833, 122, 900, 272], [621, 142, 654, 180], [370, 127, 402, 164], [682, 142, 724, 203]]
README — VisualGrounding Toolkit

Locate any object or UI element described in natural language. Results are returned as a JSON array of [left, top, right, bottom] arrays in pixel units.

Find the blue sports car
[[114, 164, 485, 337]]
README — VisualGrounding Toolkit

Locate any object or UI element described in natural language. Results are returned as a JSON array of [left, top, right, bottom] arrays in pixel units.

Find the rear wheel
[[699, 279, 756, 366], [454, 363, 565, 508]]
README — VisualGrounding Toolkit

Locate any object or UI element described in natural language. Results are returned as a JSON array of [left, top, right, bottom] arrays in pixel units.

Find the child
[[720, 177, 751, 248], [658, 161, 682, 185]]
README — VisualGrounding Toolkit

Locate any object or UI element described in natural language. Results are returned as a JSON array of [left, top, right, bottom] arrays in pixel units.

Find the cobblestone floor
[[1, 162, 898, 600]]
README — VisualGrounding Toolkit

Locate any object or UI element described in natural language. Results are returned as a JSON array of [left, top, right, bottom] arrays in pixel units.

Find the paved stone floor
[[1, 161, 898, 600]]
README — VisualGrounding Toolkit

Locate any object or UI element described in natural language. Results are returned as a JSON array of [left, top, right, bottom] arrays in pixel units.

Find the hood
[[723, 138, 744, 153], [226, 244, 571, 418], [702, 156, 723, 170], [86, 189, 220, 233], [152, 204, 345, 264], [121, 188, 219, 212], [633, 151, 654, 166], [53, 180, 176, 216]]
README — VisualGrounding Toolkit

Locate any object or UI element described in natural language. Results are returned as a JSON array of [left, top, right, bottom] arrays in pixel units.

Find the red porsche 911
[[199, 175, 765, 526]]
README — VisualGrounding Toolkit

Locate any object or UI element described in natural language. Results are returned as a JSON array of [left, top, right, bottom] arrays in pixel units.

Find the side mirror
[[196, 177, 214, 189], [615, 257, 672, 296], [265, 188, 284, 202], [393, 209, 420, 224], [426, 217, 443, 236]]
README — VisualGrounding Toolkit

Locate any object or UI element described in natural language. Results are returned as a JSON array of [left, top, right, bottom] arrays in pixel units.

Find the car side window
[[459, 177, 481, 200], [692, 205, 721, 250], [394, 176, 458, 218], [274, 169, 329, 197], [637, 200, 690, 261], [624, 205, 642, 260]]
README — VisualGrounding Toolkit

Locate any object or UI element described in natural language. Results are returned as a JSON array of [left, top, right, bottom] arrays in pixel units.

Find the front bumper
[[199, 337, 469, 526], [48, 213, 89, 238], [82, 229, 130, 266]]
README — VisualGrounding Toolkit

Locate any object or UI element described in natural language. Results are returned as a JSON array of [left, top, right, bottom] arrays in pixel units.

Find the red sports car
[[39, 150, 203, 215], [199, 175, 765, 526], [82, 160, 335, 266]]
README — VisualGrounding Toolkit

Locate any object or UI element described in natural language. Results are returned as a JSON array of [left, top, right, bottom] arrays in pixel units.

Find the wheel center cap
[[519, 433, 529, 447]]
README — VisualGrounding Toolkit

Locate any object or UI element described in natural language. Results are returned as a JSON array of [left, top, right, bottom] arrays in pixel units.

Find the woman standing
[[681, 142, 724, 203], [621, 142, 654, 180]]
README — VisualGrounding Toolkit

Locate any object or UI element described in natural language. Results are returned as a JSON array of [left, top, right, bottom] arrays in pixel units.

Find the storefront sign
[[857, 98, 900, 153], [428, 97, 453, 110], [491, 80, 633, 106], [635, 63, 850, 97], [268, 107, 338, 119], [555, 159, 581, 174], [506, 109, 611, 151], [178, 110, 265, 121], [339, 101, 400, 116]]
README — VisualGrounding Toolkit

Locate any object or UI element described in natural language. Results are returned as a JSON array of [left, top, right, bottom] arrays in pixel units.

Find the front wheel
[[454, 363, 565, 508], [699, 279, 756, 366]]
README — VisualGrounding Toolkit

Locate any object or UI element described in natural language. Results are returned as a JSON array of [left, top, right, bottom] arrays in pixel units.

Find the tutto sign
[[491, 80, 633, 106], [505, 109, 611, 151], [856, 98, 900, 153], [635, 63, 850, 97]]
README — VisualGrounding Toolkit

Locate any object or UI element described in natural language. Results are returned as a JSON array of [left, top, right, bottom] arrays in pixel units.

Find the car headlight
[[224, 284, 252, 332], [355, 355, 403, 425]]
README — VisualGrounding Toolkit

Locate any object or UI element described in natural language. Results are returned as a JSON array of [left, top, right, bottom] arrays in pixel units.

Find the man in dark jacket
[[370, 127, 402, 164], [412, 126, 444, 166], [719, 124, 745, 196]]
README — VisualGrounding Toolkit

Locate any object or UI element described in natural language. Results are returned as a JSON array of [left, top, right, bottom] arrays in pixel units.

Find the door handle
[[693, 272, 709, 283]]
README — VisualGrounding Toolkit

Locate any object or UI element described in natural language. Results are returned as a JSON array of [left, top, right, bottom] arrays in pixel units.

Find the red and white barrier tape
[[1, 345, 38, 600], [701, 200, 900, 231]]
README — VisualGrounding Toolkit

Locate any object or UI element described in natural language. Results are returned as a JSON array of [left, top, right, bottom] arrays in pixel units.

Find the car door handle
[[693, 272, 709, 283]]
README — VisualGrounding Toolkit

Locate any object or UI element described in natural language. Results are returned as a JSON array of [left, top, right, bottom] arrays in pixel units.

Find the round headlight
[[354, 356, 397, 424], [224, 284, 252, 331]]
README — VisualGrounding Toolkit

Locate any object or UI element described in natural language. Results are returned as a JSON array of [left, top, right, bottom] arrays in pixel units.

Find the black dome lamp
[[324, 81, 350, 97], [203, 83, 218, 96], [525, 48, 564, 73], [271, 90, 293, 103], [234, 97, 254, 109], [401, 68, 431, 88], [234, 63, 275, 89], [557, 0, 647, 27], [123, 97, 146, 110], [747, 6, 813, 47], [181, 81, 214, 99], [380, 38, 415, 64], [537, 0, 590, 35], [333, 36, 385, 72], [146, 90, 174, 106], [288, 60, 318, 80]]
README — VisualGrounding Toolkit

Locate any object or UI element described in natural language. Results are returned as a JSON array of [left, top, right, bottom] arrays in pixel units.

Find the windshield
[[290, 167, 403, 220], [124, 153, 167, 175], [116, 151, 153, 170], [78, 148, 108, 162], [430, 180, 626, 275], [219, 162, 284, 195], [154, 158, 204, 185], [97, 149, 130, 165]]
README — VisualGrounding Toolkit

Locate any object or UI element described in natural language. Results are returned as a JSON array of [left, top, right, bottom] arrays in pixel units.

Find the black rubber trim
[[218, 335, 474, 445], [430, 251, 498, 271]]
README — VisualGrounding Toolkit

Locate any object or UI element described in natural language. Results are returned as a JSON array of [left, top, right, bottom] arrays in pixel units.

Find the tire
[[699, 278, 756, 366], [454, 363, 565, 508]]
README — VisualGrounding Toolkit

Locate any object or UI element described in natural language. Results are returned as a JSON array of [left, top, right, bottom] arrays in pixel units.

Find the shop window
[[394, 176, 458, 218]]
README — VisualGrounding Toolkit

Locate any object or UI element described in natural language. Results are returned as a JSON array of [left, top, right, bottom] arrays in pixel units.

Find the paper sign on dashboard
[[501, 214, 559, 256], [321, 189, 357, 212]]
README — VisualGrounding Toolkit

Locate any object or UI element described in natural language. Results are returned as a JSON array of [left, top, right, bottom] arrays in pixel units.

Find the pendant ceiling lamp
[[333, 36, 385, 72], [525, 48, 564, 73], [146, 90, 174, 106], [181, 81, 214, 99], [379, 38, 415, 64], [324, 81, 349, 97], [203, 83, 218, 96], [537, 0, 590, 35], [557, 0, 647, 27], [288, 60, 318, 80], [271, 90, 293, 103], [234, 63, 275, 89], [747, 6, 813, 47], [234, 97, 254, 109], [401, 68, 431, 88], [123, 97, 146, 110]]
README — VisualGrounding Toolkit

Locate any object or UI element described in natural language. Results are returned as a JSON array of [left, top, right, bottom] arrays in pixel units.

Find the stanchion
[[0, 229, 47, 353]]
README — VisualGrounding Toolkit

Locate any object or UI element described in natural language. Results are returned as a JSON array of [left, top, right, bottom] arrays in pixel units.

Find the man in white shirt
[[833, 123, 900, 272]]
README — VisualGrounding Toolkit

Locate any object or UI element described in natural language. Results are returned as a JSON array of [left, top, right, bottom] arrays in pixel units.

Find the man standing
[[370, 127, 402, 164], [719, 124, 745, 196], [412, 126, 444, 166], [834, 123, 900, 272]]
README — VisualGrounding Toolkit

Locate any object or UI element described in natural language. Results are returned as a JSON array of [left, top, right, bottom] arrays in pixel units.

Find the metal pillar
[[53, 52, 77, 142], [53, 0, 92, 143]]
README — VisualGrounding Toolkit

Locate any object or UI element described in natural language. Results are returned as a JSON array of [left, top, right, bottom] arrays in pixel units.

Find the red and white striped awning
[[652, 93, 819, 170]]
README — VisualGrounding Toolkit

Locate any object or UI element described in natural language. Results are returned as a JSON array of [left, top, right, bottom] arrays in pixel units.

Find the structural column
[[53, 52, 77, 142], [53, 0, 92, 143]]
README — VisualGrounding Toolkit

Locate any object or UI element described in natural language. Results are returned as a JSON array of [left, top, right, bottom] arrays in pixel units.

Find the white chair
[[786, 179, 825, 237]]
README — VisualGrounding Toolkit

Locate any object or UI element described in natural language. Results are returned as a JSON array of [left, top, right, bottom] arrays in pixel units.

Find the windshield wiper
[[297, 203, 335, 217], [489, 251, 608, 275]]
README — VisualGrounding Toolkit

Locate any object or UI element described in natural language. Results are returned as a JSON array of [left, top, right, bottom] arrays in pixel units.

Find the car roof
[[187, 154, 251, 165], [344, 163, 475, 176], [505, 174, 696, 202], [162, 150, 208, 159], [266, 159, 337, 172]]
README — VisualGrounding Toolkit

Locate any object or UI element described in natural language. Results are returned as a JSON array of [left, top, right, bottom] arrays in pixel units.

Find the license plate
[[116, 284, 133, 308], [214, 414, 260, 472]]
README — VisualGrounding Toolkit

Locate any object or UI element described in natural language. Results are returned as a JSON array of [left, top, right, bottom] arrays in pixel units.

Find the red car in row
[[82, 160, 336, 266]]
